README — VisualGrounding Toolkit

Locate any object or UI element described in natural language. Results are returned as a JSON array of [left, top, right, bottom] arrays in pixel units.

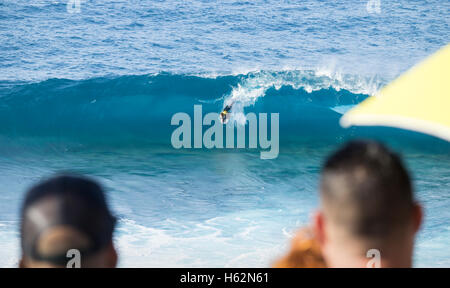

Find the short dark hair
[[21, 174, 116, 265], [320, 140, 414, 240]]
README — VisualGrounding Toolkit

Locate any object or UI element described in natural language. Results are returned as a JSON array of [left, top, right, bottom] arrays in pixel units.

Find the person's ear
[[106, 241, 118, 268], [19, 257, 25, 268], [313, 210, 326, 246], [412, 202, 423, 234]]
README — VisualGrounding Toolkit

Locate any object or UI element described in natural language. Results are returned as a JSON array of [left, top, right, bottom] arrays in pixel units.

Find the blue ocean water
[[0, 0, 449, 267]]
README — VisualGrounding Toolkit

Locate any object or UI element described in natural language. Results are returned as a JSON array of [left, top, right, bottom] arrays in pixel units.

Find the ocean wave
[[0, 70, 375, 146], [1, 70, 445, 151]]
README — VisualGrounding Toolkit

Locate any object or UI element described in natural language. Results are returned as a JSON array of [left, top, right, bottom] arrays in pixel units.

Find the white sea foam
[[0, 221, 20, 268], [223, 69, 384, 125], [114, 214, 290, 268]]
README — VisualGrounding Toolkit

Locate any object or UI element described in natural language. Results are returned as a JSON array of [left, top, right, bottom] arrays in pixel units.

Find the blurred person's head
[[314, 140, 422, 267], [273, 227, 326, 268], [19, 175, 117, 268]]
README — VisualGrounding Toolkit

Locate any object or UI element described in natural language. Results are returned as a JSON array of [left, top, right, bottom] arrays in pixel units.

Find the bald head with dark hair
[[321, 140, 413, 238], [20, 175, 118, 268], [314, 140, 422, 268]]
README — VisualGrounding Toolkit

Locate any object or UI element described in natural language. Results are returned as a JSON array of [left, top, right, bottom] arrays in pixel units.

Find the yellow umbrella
[[340, 44, 450, 141]]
